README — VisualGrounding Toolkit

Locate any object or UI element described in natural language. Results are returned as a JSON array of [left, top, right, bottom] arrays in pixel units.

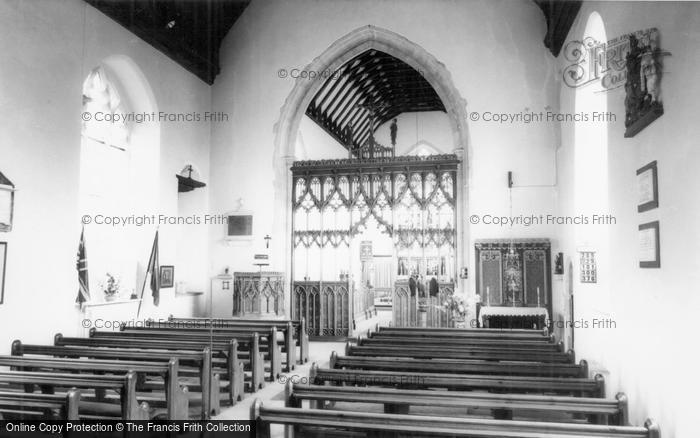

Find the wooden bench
[[284, 383, 631, 425], [376, 326, 552, 341], [114, 326, 285, 377], [251, 399, 660, 438], [347, 342, 575, 363], [12, 341, 229, 412], [0, 370, 149, 420], [309, 364, 606, 397], [363, 334, 564, 352], [168, 316, 309, 364], [330, 351, 588, 378], [0, 389, 80, 420], [54, 334, 260, 397], [0, 355, 189, 419]]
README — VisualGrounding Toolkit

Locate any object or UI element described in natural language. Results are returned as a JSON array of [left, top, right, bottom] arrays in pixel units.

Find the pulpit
[[232, 272, 285, 318]]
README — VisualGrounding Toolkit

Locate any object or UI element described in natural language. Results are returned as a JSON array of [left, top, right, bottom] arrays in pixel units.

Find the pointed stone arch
[[272, 26, 471, 306]]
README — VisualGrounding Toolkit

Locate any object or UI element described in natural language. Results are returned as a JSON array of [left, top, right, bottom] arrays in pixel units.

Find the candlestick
[[486, 286, 489, 305], [537, 287, 541, 308]]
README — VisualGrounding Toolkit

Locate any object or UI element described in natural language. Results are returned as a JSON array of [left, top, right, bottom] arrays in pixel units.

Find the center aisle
[[214, 310, 390, 423]]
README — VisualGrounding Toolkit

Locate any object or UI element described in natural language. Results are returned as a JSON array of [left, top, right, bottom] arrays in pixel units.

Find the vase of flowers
[[100, 273, 120, 302], [443, 294, 467, 328]]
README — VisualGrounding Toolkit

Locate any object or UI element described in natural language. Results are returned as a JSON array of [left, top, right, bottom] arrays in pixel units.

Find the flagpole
[[136, 227, 158, 318]]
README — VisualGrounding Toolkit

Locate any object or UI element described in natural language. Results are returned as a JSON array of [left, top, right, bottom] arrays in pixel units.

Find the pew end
[[300, 318, 309, 363], [210, 373, 221, 415], [53, 333, 63, 345], [284, 380, 299, 408], [251, 399, 271, 438], [580, 359, 589, 378], [616, 392, 629, 426], [309, 362, 318, 384], [10, 340, 22, 356], [566, 349, 576, 363], [644, 418, 660, 438], [594, 373, 606, 398], [344, 342, 352, 356], [329, 351, 338, 369], [66, 388, 81, 421], [286, 321, 296, 370], [269, 326, 282, 380]]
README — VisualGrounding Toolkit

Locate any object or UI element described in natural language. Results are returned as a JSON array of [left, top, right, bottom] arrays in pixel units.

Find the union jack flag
[[75, 227, 90, 307]]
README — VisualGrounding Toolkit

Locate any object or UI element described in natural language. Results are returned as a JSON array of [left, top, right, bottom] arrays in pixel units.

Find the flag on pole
[[75, 227, 90, 307], [148, 230, 160, 306], [137, 230, 160, 317]]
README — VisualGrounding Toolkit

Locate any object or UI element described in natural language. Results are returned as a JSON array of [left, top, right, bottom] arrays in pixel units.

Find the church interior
[[0, 0, 698, 436]]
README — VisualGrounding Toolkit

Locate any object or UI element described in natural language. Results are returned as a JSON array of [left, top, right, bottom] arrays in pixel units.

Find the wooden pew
[[0, 370, 149, 420], [363, 334, 565, 352], [376, 326, 553, 341], [152, 319, 302, 371], [0, 356, 188, 419], [168, 316, 309, 364], [347, 342, 575, 364], [114, 326, 284, 378], [12, 341, 230, 412], [53, 334, 261, 396], [251, 399, 660, 438], [0, 389, 80, 420], [90, 327, 281, 383], [309, 363, 606, 397], [329, 351, 588, 378], [284, 383, 631, 425]]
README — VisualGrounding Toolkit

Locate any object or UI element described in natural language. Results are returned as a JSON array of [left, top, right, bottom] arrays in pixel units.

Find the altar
[[480, 306, 549, 330], [475, 238, 553, 331]]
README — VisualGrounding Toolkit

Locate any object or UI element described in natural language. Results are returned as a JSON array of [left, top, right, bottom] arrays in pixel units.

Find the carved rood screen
[[291, 155, 459, 337], [291, 155, 459, 250]]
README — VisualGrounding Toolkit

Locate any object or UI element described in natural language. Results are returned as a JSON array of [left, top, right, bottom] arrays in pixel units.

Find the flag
[[137, 230, 160, 317], [147, 230, 160, 306], [75, 227, 90, 307]]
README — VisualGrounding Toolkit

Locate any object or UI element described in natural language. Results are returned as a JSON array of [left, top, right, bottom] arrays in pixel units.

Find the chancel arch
[[274, 26, 470, 336]]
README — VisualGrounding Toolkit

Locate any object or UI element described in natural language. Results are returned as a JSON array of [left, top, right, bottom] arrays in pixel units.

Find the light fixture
[[0, 170, 15, 232], [176, 165, 206, 193]]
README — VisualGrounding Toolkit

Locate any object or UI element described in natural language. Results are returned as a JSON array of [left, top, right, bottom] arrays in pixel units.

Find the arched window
[[82, 67, 129, 150], [79, 67, 133, 301]]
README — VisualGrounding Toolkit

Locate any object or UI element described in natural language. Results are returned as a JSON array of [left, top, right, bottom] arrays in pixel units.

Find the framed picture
[[160, 265, 175, 288], [639, 221, 660, 268], [0, 171, 15, 232], [637, 161, 658, 212], [0, 242, 6, 304]]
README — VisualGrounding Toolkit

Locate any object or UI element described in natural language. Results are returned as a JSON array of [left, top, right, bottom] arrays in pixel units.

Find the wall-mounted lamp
[[176, 165, 206, 193], [0, 170, 15, 232], [507, 171, 514, 188]]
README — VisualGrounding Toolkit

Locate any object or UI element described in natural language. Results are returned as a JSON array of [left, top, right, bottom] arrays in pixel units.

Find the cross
[[264, 235, 271, 249]]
